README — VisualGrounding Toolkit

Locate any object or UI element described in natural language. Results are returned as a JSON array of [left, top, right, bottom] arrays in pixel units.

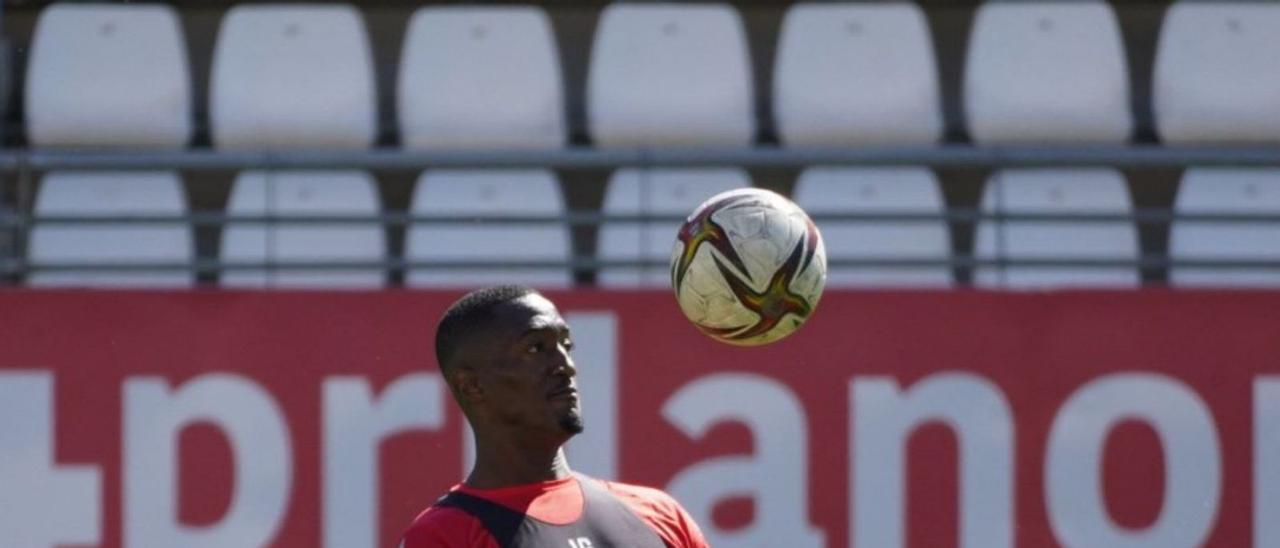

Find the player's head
[[435, 285, 583, 438]]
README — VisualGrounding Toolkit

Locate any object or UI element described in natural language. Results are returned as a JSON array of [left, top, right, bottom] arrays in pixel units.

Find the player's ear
[[451, 366, 484, 403]]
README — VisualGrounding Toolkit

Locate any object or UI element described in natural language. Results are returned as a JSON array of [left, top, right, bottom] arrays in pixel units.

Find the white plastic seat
[[210, 4, 376, 149], [26, 3, 191, 147], [597, 169, 751, 287], [774, 3, 941, 146], [397, 7, 567, 286], [398, 6, 564, 150], [974, 169, 1138, 288], [29, 172, 192, 287], [221, 171, 385, 288], [406, 171, 571, 288], [587, 3, 754, 147], [793, 168, 951, 287], [964, 1, 1131, 144], [1169, 169, 1280, 287], [1154, 3, 1280, 144]]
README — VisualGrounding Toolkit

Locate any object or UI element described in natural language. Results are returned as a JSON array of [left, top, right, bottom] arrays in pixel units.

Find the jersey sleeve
[[399, 505, 500, 548], [600, 480, 710, 548]]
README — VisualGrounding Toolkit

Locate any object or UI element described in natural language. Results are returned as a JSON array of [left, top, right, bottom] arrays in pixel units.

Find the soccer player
[[400, 285, 709, 548]]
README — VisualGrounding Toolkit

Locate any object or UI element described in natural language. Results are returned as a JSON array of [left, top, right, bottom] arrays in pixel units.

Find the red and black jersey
[[400, 474, 709, 548]]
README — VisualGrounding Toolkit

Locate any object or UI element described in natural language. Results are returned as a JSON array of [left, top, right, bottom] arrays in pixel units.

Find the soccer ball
[[670, 188, 827, 346]]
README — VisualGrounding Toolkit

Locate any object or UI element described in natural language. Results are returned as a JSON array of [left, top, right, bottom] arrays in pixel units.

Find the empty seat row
[[31, 169, 568, 288], [26, 167, 1280, 289], [17, 1, 1280, 290], [795, 167, 1280, 288], [28, 3, 563, 150], [23, 1, 1280, 149]]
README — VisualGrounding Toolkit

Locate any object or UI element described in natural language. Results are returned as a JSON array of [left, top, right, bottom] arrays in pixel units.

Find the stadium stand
[[406, 170, 572, 288], [398, 6, 564, 150], [26, 3, 192, 146], [221, 171, 385, 288], [591, 4, 755, 287], [1170, 169, 1280, 287], [776, 3, 950, 287], [210, 4, 376, 149], [398, 6, 571, 288], [210, 4, 383, 287], [965, 1, 1139, 288], [1154, 2, 1280, 145], [964, 1, 1132, 144], [773, 2, 941, 147], [1156, 2, 1280, 287], [587, 3, 754, 147], [794, 168, 951, 288], [2, 1, 1277, 288], [974, 169, 1139, 288], [30, 173, 193, 287], [24, 4, 194, 286], [597, 168, 751, 287]]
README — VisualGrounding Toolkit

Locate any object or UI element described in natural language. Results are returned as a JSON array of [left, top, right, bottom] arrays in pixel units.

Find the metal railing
[[4, 145, 1280, 282], [2, 145, 1279, 169]]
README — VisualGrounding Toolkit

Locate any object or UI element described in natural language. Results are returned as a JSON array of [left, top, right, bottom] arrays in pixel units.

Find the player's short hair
[[435, 285, 538, 373]]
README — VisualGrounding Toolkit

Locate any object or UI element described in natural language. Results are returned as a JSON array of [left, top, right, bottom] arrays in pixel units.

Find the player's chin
[[557, 409, 585, 435]]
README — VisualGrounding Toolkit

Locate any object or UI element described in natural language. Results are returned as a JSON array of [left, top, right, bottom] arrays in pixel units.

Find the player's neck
[[466, 434, 573, 489]]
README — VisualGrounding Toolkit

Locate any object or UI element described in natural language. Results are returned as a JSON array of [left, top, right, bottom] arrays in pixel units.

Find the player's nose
[[554, 345, 577, 377]]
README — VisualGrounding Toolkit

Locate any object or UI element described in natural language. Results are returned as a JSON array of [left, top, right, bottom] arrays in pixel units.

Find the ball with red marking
[[670, 188, 827, 346]]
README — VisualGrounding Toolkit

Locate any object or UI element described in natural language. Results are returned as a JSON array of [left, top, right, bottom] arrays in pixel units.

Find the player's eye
[[561, 338, 574, 351], [526, 342, 544, 354]]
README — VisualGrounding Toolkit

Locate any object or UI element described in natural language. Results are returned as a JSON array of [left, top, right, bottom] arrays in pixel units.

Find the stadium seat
[[964, 1, 1131, 144], [398, 6, 564, 150], [793, 168, 952, 287], [587, 3, 754, 147], [772, 4, 947, 288], [210, 4, 376, 149], [1154, 4, 1280, 287], [1154, 2, 1280, 144], [26, 3, 191, 147], [406, 171, 572, 288], [221, 171, 385, 288], [973, 169, 1139, 288], [597, 169, 751, 287], [773, 3, 941, 146], [1169, 169, 1280, 287], [397, 7, 567, 286], [29, 172, 192, 287]]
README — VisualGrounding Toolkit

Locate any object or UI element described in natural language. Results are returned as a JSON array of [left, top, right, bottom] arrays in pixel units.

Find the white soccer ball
[[670, 188, 827, 346]]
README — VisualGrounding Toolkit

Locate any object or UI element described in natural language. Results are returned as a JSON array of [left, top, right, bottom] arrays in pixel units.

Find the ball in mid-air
[[670, 188, 827, 346]]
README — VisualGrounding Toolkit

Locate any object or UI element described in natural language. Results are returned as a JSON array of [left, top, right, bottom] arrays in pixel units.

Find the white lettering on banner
[[0, 371, 101, 547], [851, 373, 1014, 548], [1046, 373, 1221, 548], [124, 374, 292, 548], [563, 313, 619, 480], [323, 374, 446, 548], [1258, 376, 1280, 548], [663, 373, 825, 548]]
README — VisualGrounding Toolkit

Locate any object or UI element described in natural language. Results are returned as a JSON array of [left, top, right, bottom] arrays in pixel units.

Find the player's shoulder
[[400, 503, 495, 548], [591, 477, 708, 548], [595, 478, 684, 512]]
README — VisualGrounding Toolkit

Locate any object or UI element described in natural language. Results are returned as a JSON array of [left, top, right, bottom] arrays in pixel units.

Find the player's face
[[479, 294, 583, 437]]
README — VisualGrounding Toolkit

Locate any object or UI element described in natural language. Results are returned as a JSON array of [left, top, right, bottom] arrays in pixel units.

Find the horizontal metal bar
[[8, 210, 1280, 226], [15, 149, 645, 170], [1, 145, 1278, 170], [7, 256, 1280, 275], [652, 146, 1280, 168]]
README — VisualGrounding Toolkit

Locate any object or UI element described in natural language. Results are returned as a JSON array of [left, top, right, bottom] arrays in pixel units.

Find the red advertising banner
[[1, 290, 1277, 547]]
